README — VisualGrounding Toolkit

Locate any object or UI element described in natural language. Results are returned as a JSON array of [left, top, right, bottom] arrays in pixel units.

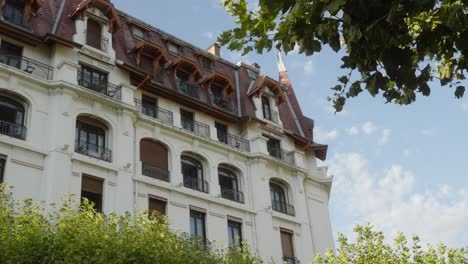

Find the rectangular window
[[262, 96, 272, 120], [180, 109, 194, 132], [3, 1, 25, 26], [141, 95, 158, 118], [148, 196, 166, 217], [281, 230, 295, 263], [0, 41, 23, 69], [168, 43, 179, 55], [190, 210, 206, 243], [215, 122, 228, 144], [78, 66, 108, 93], [201, 57, 212, 70], [86, 19, 103, 50], [139, 54, 154, 74], [0, 156, 6, 183], [81, 175, 103, 212], [228, 220, 242, 247], [132, 26, 146, 40], [266, 136, 281, 158]]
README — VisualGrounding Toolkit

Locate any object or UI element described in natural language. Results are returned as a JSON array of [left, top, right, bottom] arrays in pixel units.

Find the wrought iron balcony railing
[[181, 119, 210, 138], [84, 30, 109, 52], [77, 70, 121, 100], [268, 148, 295, 165], [134, 99, 174, 125], [75, 140, 112, 162], [0, 54, 53, 80], [0, 120, 26, 140], [283, 256, 300, 264], [183, 177, 209, 193], [220, 188, 244, 203], [271, 200, 295, 216], [142, 162, 170, 182], [212, 95, 232, 112], [218, 133, 250, 152], [176, 78, 199, 99]]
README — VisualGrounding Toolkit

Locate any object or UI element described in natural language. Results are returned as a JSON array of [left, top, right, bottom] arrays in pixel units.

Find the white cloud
[[315, 128, 339, 142], [361, 121, 377, 135], [461, 102, 468, 112], [303, 60, 314, 74], [201, 31, 215, 40], [378, 129, 391, 146], [403, 148, 411, 158], [347, 126, 359, 136], [329, 152, 468, 247], [420, 129, 434, 136]]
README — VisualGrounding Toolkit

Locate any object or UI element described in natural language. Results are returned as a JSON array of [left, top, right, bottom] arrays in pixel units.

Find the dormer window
[[201, 57, 212, 70], [201, 73, 234, 112], [130, 41, 168, 78], [132, 26, 146, 40], [168, 42, 179, 55], [3, 1, 24, 26], [86, 19, 107, 52], [262, 95, 271, 120]]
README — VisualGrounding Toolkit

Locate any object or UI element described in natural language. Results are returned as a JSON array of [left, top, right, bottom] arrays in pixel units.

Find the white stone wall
[[0, 22, 334, 263]]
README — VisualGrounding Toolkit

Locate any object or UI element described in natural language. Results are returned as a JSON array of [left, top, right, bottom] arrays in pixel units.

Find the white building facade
[[0, 0, 334, 263]]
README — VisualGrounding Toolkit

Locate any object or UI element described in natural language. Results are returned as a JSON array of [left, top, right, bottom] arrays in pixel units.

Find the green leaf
[[455, 86, 465, 98]]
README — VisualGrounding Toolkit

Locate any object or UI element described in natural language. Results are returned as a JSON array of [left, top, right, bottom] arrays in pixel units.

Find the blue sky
[[113, 0, 468, 247]]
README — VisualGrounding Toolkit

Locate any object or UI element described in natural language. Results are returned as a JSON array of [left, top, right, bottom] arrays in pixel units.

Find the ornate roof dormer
[[70, 0, 121, 33]]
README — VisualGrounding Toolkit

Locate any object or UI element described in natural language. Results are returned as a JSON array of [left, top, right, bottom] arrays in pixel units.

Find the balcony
[[0, 120, 26, 140], [0, 54, 53, 80], [212, 95, 232, 112], [268, 148, 295, 166], [184, 178, 209, 193], [77, 70, 121, 100], [283, 257, 300, 264], [142, 162, 170, 182], [181, 119, 210, 139], [272, 200, 295, 216], [218, 133, 250, 152], [220, 188, 244, 203], [75, 140, 112, 162], [176, 78, 199, 99], [134, 99, 174, 125], [84, 30, 109, 52]]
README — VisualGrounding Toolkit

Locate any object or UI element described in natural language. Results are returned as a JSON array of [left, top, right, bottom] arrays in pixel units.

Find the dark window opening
[[139, 54, 154, 74], [228, 220, 242, 248], [182, 155, 207, 193], [81, 175, 103, 212], [86, 19, 102, 50], [180, 109, 194, 132], [140, 139, 169, 182], [0, 41, 23, 69], [141, 95, 158, 118], [75, 116, 111, 162], [266, 136, 281, 158], [215, 122, 227, 144], [148, 197, 166, 217], [2, 1, 26, 27], [201, 57, 212, 69], [0, 157, 5, 183], [281, 230, 295, 263], [219, 168, 244, 203], [190, 210, 206, 243], [78, 66, 108, 93], [262, 96, 271, 120], [270, 181, 295, 216], [0, 95, 26, 140]]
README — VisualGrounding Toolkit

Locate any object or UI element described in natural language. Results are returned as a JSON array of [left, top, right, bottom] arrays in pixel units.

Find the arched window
[[86, 19, 103, 50], [269, 180, 295, 216], [219, 168, 244, 203], [75, 115, 111, 162], [0, 95, 26, 140], [262, 95, 272, 120], [140, 139, 169, 182], [181, 154, 208, 193]]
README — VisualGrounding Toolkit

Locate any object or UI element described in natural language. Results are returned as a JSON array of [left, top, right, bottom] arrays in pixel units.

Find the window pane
[[228, 220, 242, 247], [0, 158, 5, 183]]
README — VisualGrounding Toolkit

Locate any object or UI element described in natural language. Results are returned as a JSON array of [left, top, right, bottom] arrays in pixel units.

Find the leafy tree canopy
[[219, 0, 467, 111]]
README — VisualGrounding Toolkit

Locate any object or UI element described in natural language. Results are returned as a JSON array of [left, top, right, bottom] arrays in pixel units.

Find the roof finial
[[277, 49, 291, 87], [276, 49, 287, 73]]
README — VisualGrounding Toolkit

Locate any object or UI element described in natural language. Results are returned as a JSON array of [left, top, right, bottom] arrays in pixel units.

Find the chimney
[[207, 43, 221, 57], [251, 63, 261, 71]]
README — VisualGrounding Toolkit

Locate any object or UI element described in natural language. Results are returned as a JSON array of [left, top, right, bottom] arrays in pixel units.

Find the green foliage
[[314, 225, 468, 264], [0, 184, 261, 264], [219, 0, 467, 112]]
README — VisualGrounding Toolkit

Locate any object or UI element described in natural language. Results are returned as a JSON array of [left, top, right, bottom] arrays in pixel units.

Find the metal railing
[[176, 78, 199, 99], [0, 120, 26, 140], [212, 95, 232, 112], [75, 140, 112, 162], [84, 30, 109, 52], [264, 108, 279, 123], [271, 200, 295, 216], [134, 99, 174, 125], [183, 177, 209, 193], [283, 256, 300, 264], [0, 54, 53, 80], [268, 148, 295, 165], [181, 119, 210, 138], [220, 188, 244, 203], [218, 133, 250, 152], [142, 162, 170, 182], [77, 70, 121, 100]]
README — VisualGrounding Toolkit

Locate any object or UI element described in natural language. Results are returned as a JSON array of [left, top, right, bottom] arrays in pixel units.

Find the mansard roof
[[0, 0, 327, 160]]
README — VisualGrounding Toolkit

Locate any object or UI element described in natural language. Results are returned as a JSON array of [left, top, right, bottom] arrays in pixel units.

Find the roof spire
[[277, 49, 291, 87]]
